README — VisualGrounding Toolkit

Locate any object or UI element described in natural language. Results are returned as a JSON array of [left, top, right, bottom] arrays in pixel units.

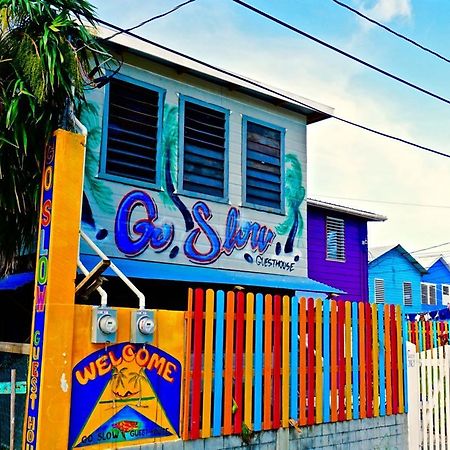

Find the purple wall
[[307, 206, 369, 301]]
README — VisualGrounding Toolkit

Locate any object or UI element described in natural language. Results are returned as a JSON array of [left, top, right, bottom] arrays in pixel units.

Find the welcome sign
[[69, 306, 184, 449]]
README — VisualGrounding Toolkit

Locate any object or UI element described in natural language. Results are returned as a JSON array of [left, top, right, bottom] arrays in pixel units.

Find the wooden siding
[[422, 259, 450, 307], [369, 249, 423, 313], [82, 51, 310, 283], [307, 207, 369, 301]]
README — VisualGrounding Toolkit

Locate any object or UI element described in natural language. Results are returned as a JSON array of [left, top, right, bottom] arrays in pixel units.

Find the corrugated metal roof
[[307, 198, 387, 222], [93, 25, 333, 124]]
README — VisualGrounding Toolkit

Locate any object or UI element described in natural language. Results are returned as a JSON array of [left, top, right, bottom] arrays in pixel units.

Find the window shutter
[[245, 121, 282, 210], [105, 78, 160, 183], [326, 217, 345, 261], [430, 285, 437, 305], [374, 279, 384, 304], [403, 282, 412, 306], [421, 283, 428, 304], [182, 100, 226, 198]]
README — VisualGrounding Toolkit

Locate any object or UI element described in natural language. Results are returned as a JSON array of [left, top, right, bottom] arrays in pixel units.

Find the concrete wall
[[128, 414, 408, 450]]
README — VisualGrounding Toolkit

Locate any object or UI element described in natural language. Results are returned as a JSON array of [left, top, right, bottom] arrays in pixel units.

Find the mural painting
[[69, 307, 184, 449], [80, 102, 307, 277]]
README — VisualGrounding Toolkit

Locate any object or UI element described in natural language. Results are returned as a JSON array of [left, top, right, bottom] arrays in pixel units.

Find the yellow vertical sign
[[23, 130, 86, 449]]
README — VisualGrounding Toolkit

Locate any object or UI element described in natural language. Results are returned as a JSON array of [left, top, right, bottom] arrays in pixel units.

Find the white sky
[[90, 0, 450, 267]]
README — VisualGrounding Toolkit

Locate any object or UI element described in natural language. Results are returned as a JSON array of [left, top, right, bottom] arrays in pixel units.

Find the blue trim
[[212, 290, 225, 436], [290, 296, 299, 420], [351, 302, 359, 420], [378, 304, 386, 416], [0, 272, 34, 290], [99, 72, 166, 190], [241, 115, 285, 215], [80, 254, 345, 294], [322, 299, 331, 422], [178, 94, 230, 203]]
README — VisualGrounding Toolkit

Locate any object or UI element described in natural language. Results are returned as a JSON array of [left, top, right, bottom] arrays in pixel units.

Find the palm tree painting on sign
[[276, 153, 305, 254]]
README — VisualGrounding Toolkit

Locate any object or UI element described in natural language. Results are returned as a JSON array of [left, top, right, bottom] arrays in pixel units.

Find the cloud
[[362, 0, 412, 22]]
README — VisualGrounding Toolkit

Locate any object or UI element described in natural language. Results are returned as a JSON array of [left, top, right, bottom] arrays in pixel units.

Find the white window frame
[[374, 278, 385, 304], [442, 284, 450, 306], [421, 282, 437, 305], [326, 217, 345, 262], [403, 281, 412, 306]]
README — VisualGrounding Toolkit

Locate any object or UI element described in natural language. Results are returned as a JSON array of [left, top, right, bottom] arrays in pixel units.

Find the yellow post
[[23, 130, 86, 449]]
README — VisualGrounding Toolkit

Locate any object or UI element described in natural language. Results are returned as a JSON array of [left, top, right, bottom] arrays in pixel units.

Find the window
[[443, 284, 450, 306], [243, 117, 284, 212], [180, 97, 228, 200], [403, 282, 412, 306], [421, 282, 437, 305], [101, 75, 164, 186], [326, 217, 345, 261], [374, 279, 385, 304]]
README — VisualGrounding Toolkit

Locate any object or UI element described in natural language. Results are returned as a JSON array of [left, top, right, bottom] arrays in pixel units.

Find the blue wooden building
[[368, 244, 428, 314], [421, 256, 450, 307]]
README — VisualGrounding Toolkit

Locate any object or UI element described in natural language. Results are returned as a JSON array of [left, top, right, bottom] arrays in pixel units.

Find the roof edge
[[92, 25, 333, 123], [307, 198, 387, 222]]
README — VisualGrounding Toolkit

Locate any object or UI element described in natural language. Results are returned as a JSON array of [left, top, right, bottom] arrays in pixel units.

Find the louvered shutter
[[374, 279, 385, 303], [326, 217, 345, 261], [182, 100, 226, 198], [403, 282, 412, 306], [105, 78, 161, 184], [245, 121, 282, 210]]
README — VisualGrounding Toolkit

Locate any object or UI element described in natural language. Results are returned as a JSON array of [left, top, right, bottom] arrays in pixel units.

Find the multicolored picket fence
[[407, 320, 450, 352], [182, 289, 407, 440]]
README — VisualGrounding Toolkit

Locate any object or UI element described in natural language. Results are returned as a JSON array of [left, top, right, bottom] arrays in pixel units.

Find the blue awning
[[0, 272, 34, 290], [80, 254, 345, 295]]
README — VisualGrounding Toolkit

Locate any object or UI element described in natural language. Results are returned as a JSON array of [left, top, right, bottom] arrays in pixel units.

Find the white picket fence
[[407, 342, 450, 449]]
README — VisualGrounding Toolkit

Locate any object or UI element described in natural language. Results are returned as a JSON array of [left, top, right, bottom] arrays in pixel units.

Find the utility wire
[[230, 0, 450, 108], [94, 18, 450, 160], [103, 0, 198, 41], [330, 0, 450, 65], [316, 195, 450, 209], [412, 242, 450, 254]]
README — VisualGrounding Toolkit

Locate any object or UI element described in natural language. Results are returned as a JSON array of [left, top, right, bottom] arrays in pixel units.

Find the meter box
[[91, 306, 118, 344], [131, 309, 155, 344]]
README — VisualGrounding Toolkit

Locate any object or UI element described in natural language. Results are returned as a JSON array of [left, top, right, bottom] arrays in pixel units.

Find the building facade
[[79, 29, 339, 299], [368, 245, 428, 314], [421, 257, 450, 308], [307, 199, 386, 301]]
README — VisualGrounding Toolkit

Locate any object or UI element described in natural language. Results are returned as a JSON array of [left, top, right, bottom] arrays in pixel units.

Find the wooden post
[[10, 368, 16, 450]]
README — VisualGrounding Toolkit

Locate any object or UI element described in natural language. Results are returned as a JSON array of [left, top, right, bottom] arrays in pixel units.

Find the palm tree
[[129, 367, 148, 407], [276, 154, 305, 254], [0, 0, 111, 275]]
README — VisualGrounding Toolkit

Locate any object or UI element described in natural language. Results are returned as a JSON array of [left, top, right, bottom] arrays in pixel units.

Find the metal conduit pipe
[[79, 229, 146, 309], [77, 259, 108, 307]]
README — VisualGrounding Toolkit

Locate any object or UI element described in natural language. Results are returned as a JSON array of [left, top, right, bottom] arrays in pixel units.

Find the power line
[[316, 195, 450, 209], [230, 0, 450, 108], [330, 0, 450, 65], [103, 0, 198, 42], [411, 242, 450, 254], [94, 18, 450, 160]]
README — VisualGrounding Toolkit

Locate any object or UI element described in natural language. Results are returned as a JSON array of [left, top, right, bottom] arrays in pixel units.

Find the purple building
[[307, 199, 386, 301]]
